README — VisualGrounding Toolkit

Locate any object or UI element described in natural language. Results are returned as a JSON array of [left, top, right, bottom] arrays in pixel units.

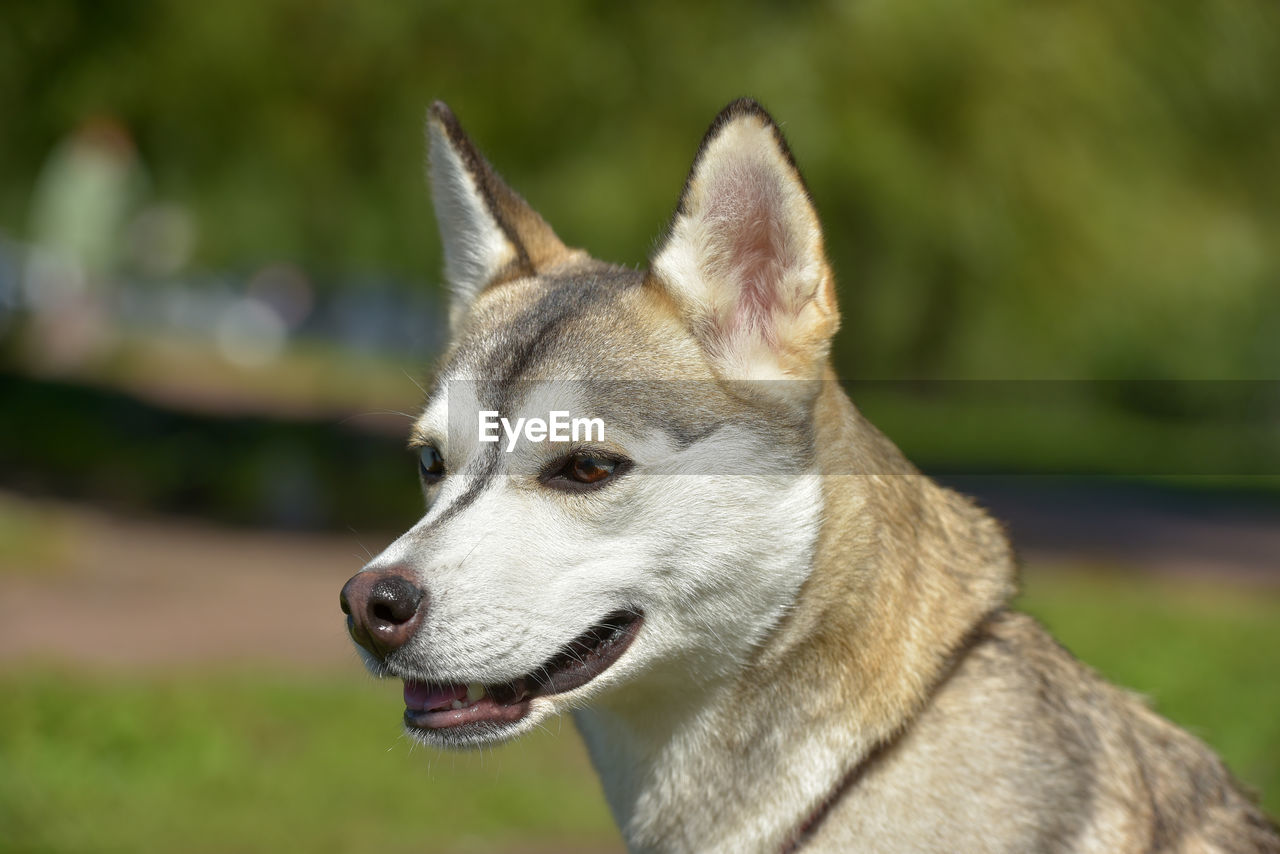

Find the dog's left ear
[[427, 102, 577, 327], [649, 99, 839, 384]]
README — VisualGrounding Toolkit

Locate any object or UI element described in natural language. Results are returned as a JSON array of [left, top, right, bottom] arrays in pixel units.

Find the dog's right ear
[[426, 102, 574, 327], [648, 99, 839, 387]]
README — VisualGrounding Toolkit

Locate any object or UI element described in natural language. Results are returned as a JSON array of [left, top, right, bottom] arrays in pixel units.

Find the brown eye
[[543, 452, 628, 491], [569, 455, 615, 483]]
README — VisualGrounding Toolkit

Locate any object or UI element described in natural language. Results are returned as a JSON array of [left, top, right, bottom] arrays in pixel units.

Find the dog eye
[[569, 455, 615, 483], [544, 452, 627, 491], [418, 445, 445, 484]]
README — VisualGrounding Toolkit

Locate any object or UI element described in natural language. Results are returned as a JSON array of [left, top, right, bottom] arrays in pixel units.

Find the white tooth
[[450, 699, 464, 709], [467, 682, 485, 703]]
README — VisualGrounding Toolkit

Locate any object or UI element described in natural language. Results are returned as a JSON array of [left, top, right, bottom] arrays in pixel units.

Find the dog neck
[[573, 373, 1018, 853]]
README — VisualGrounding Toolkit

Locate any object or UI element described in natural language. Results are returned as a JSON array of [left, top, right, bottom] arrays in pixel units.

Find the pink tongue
[[404, 681, 467, 711]]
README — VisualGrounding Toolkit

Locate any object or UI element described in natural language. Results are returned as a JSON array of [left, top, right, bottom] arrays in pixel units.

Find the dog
[[340, 99, 1279, 853]]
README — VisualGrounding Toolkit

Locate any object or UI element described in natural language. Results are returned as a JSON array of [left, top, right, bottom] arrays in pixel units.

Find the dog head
[[342, 99, 842, 747]]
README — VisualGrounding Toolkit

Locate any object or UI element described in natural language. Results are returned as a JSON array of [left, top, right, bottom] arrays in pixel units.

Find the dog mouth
[[402, 609, 643, 733]]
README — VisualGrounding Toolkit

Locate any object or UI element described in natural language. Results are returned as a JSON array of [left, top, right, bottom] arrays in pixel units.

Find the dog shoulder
[[954, 612, 1279, 852], [813, 611, 1278, 852]]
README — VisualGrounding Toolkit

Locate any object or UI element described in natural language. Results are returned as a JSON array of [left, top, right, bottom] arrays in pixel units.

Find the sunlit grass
[[0, 669, 619, 854], [16, 330, 428, 420], [0, 566, 1275, 853]]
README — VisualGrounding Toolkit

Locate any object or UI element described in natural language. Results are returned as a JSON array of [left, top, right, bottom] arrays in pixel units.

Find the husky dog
[[340, 99, 1278, 853]]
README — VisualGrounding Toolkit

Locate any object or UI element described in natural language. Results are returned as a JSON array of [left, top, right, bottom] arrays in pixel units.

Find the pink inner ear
[[704, 162, 798, 345]]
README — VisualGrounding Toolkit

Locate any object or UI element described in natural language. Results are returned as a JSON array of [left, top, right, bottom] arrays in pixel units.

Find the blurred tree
[[2, 0, 1277, 379]]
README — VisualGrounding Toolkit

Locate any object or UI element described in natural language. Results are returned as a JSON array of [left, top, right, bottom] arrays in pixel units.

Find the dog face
[[341, 99, 841, 748]]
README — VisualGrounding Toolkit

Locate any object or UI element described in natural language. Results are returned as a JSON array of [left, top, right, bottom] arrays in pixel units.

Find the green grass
[[0, 567, 1275, 853], [1017, 565, 1280, 814], [0, 670, 619, 854]]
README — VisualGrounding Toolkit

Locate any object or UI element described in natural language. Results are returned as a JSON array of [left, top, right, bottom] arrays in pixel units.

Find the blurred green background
[[5, 0, 1280, 379], [1, 1, 1277, 851]]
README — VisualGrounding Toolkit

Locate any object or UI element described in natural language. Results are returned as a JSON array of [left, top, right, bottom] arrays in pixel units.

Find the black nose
[[340, 569, 427, 660]]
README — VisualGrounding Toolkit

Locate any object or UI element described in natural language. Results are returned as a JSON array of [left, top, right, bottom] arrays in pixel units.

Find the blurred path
[[0, 491, 379, 669], [1, 484, 1277, 671], [951, 478, 1280, 585]]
